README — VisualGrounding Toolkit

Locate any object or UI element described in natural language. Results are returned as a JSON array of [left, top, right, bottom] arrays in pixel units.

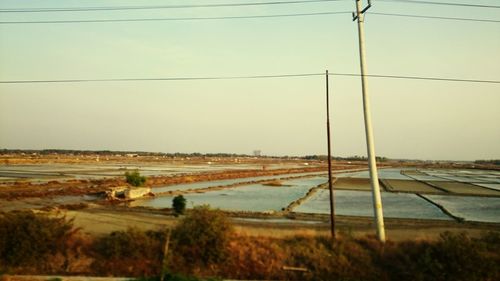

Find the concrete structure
[[106, 186, 151, 200], [124, 187, 152, 199]]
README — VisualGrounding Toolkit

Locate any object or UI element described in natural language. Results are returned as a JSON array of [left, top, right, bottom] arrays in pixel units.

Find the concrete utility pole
[[325, 70, 335, 239], [353, 0, 386, 242]]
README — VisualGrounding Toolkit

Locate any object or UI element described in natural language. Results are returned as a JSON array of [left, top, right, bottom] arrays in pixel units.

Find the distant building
[[253, 150, 262, 157]]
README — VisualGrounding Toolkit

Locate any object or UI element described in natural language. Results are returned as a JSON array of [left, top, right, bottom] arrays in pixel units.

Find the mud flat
[[332, 178, 372, 191], [381, 179, 446, 194], [426, 181, 500, 196]]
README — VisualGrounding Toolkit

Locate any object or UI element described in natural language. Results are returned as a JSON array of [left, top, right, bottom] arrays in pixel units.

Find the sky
[[0, 0, 499, 161]]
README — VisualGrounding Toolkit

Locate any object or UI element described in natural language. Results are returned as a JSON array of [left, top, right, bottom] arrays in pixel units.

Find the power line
[[0, 73, 324, 84], [0, 11, 352, 25], [370, 12, 500, 23], [2, 11, 497, 25], [355, 73, 500, 84], [3, 0, 498, 12], [1, 72, 499, 84], [0, 0, 346, 13], [379, 0, 500, 9]]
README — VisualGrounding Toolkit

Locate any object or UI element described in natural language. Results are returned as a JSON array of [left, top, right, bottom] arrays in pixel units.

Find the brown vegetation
[[1, 210, 499, 280], [0, 211, 92, 274]]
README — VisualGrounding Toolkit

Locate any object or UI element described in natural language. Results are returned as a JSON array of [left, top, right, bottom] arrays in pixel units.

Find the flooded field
[[293, 189, 452, 220], [132, 167, 500, 223], [0, 162, 313, 182], [426, 181, 500, 196], [1, 161, 499, 224], [133, 177, 327, 212], [336, 168, 413, 180], [473, 183, 500, 191], [422, 169, 500, 183], [422, 195, 500, 223]]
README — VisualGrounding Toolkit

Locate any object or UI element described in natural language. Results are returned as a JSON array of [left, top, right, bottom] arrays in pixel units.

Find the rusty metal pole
[[326, 70, 335, 239]]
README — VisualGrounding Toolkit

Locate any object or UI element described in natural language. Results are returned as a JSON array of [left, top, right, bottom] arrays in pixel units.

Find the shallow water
[[134, 177, 327, 212], [473, 177, 500, 184], [293, 190, 452, 220], [0, 163, 323, 181], [437, 176, 488, 183], [233, 217, 323, 224], [423, 195, 500, 223], [423, 170, 500, 184], [336, 168, 413, 180], [472, 183, 500, 191]]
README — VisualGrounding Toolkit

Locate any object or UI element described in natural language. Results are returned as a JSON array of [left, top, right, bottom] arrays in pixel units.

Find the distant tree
[[474, 159, 500, 166], [376, 156, 388, 162], [125, 171, 146, 187], [172, 195, 187, 216]]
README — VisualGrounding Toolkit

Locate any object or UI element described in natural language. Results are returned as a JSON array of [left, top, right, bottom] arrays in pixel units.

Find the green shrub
[[0, 211, 77, 268], [171, 205, 233, 267], [125, 171, 147, 187], [172, 195, 187, 216]]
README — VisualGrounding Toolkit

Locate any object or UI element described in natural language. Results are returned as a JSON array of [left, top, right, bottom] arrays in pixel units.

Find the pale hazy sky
[[1, 0, 499, 161]]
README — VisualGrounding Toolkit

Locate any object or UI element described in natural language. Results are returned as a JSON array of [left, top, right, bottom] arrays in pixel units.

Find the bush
[[134, 273, 221, 281], [382, 231, 500, 281], [0, 211, 78, 269], [281, 235, 382, 281], [224, 235, 286, 280], [171, 206, 233, 269], [92, 227, 166, 276], [172, 195, 187, 216], [125, 171, 147, 187]]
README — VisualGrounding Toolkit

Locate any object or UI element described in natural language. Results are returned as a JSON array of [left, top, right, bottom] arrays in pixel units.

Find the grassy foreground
[[1, 208, 499, 281]]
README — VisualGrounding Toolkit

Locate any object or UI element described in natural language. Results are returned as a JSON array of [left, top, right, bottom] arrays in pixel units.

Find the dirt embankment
[[0, 166, 361, 200], [60, 205, 500, 241]]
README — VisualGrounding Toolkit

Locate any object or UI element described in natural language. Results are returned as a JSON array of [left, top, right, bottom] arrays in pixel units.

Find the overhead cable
[[1, 73, 499, 84], [0, 11, 351, 25], [379, 0, 500, 9], [370, 12, 500, 23], [2, 11, 498, 25], [0, 73, 324, 84], [0, 0, 346, 13]]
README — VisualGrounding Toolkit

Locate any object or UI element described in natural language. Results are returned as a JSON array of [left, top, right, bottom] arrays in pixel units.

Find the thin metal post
[[326, 70, 335, 239], [354, 0, 386, 242]]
